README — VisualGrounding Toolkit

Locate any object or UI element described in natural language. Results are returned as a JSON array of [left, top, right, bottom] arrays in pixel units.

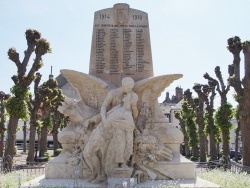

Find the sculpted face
[[121, 77, 135, 93]]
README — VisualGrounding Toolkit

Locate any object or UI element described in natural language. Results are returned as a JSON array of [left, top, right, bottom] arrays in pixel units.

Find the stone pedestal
[[155, 156, 196, 180], [45, 155, 85, 179], [45, 155, 195, 180], [45, 163, 83, 179], [110, 167, 133, 178]]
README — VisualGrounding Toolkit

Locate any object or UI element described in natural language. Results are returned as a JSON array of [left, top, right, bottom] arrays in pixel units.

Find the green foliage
[[215, 103, 233, 141], [175, 101, 199, 148], [0, 171, 42, 188], [44, 151, 51, 159], [215, 103, 233, 130], [55, 148, 62, 156], [4, 86, 30, 120], [40, 78, 65, 112], [204, 110, 220, 142], [35, 60, 43, 70], [233, 93, 242, 103], [35, 38, 52, 55], [183, 102, 199, 147], [198, 169, 250, 188], [0, 171, 25, 188], [4, 97, 29, 120], [10, 86, 30, 100], [35, 120, 43, 128], [42, 115, 53, 130]]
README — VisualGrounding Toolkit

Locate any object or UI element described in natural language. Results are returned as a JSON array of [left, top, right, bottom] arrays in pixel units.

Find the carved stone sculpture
[[45, 3, 195, 183], [45, 70, 187, 181]]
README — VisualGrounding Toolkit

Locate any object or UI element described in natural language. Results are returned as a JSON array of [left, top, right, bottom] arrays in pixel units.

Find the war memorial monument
[[37, 3, 219, 187]]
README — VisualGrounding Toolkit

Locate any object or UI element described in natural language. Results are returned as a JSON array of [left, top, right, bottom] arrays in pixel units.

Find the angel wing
[[60, 69, 114, 111], [134, 74, 183, 106], [133, 74, 182, 131]]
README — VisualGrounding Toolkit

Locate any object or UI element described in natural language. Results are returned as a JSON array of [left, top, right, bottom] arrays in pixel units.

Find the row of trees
[[1, 31, 249, 168], [0, 29, 67, 164], [175, 36, 250, 167]]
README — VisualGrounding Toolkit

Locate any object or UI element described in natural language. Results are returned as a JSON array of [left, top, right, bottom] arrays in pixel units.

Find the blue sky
[[0, 0, 249, 107]]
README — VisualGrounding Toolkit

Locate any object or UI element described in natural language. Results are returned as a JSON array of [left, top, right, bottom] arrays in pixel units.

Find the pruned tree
[[192, 84, 218, 161], [26, 72, 43, 162], [4, 29, 51, 161], [22, 121, 27, 153], [38, 76, 65, 157], [234, 106, 240, 162], [227, 36, 250, 166], [175, 101, 199, 160], [201, 83, 220, 160], [175, 110, 189, 157], [204, 66, 233, 158], [52, 111, 67, 156], [0, 92, 10, 157], [184, 89, 206, 162]]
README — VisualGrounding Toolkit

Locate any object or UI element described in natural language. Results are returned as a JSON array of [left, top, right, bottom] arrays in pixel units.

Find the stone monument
[[45, 3, 195, 184]]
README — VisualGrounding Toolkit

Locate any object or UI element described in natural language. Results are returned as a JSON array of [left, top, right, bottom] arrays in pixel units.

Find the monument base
[[45, 155, 195, 180], [45, 162, 84, 179], [111, 167, 133, 178], [23, 175, 221, 188], [155, 156, 196, 179]]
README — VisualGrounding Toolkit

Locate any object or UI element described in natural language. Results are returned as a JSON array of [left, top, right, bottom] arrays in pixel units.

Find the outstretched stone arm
[[132, 95, 139, 118], [100, 90, 113, 127]]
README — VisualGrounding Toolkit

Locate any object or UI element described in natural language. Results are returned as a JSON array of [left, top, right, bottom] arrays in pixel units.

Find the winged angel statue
[[57, 69, 183, 183]]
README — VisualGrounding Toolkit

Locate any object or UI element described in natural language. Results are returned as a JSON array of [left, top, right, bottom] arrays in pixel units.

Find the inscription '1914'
[[99, 14, 110, 19]]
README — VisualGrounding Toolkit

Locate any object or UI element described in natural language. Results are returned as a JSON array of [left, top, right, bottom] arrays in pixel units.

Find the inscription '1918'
[[133, 15, 142, 20], [99, 14, 110, 19]]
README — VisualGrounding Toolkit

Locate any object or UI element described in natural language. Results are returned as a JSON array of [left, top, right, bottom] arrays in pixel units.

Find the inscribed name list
[[89, 4, 154, 87]]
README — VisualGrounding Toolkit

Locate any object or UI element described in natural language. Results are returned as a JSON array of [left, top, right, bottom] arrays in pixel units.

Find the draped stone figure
[[103, 91, 138, 176], [46, 69, 188, 182], [83, 77, 138, 183]]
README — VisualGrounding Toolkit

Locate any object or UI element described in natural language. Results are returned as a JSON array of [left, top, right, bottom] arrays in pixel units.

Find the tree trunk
[[184, 136, 190, 157], [235, 127, 240, 162], [37, 128, 41, 152], [53, 129, 59, 156], [192, 143, 199, 160], [221, 129, 230, 157], [240, 103, 250, 166], [23, 121, 27, 153], [26, 124, 36, 162], [209, 131, 217, 160], [241, 48, 250, 166], [0, 98, 5, 157], [198, 126, 206, 162], [4, 115, 19, 164], [0, 129, 4, 157], [53, 125, 59, 156], [241, 118, 250, 166], [40, 125, 48, 157], [217, 142, 220, 160], [206, 139, 209, 158], [53, 111, 60, 156]]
